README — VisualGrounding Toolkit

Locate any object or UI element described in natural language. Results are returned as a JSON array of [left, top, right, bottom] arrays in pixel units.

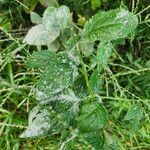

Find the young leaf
[[77, 101, 108, 132], [83, 9, 138, 42], [65, 36, 81, 65], [30, 12, 42, 24]]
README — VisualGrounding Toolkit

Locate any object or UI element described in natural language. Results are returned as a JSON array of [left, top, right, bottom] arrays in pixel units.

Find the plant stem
[[77, 44, 93, 95]]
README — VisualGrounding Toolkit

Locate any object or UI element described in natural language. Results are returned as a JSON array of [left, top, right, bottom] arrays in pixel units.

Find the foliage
[[19, 4, 141, 149], [0, 0, 150, 149]]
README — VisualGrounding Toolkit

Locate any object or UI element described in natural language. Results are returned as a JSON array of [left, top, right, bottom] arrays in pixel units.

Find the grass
[[0, 0, 150, 149]]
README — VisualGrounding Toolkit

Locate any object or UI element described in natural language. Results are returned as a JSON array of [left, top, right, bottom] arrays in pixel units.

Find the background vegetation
[[0, 0, 150, 149]]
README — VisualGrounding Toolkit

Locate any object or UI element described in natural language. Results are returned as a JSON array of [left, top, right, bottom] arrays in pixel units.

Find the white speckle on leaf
[[37, 90, 45, 98], [116, 10, 129, 19]]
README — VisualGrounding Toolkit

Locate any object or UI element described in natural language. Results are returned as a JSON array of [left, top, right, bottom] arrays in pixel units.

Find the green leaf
[[83, 9, 138, 42], [104, 131, 124, 150], [72, 75, 88, 99], [23, 24, 59, 45], [28, 50, 78, 95], [77, 101, 108, 132], [27, 50, 58, 68], [89, 42, 113, 71], [124, 105, 143, 138], [53, 100, 79, 124], [83, 132, 104, 149], [89, 69, 103, 94], [37, 58, 78, 95], [96, 42, 113, 69], [30, 12, 42, 24], [129, 118, 141, 138], [124, 104, 143, 121]]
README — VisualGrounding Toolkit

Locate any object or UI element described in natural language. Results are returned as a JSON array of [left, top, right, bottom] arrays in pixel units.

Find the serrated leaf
[[27, 50, 58, 68], [23, 24, 59, 45], [129, 118, 141, 138], [28, 50, 78, 95], [124, 105, 143, 121], [83, 132, 104, 149], [124, 105, 143, 138], [104, 131, 124, 150], [83, 9, 138, 42], [77, 101, 108, 132], [37, 59, 78, 95], [53, 100, 79, 124], [30, 12, 42, 24], [89, 69, 103, 94], [96, 42, 113, 69]]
